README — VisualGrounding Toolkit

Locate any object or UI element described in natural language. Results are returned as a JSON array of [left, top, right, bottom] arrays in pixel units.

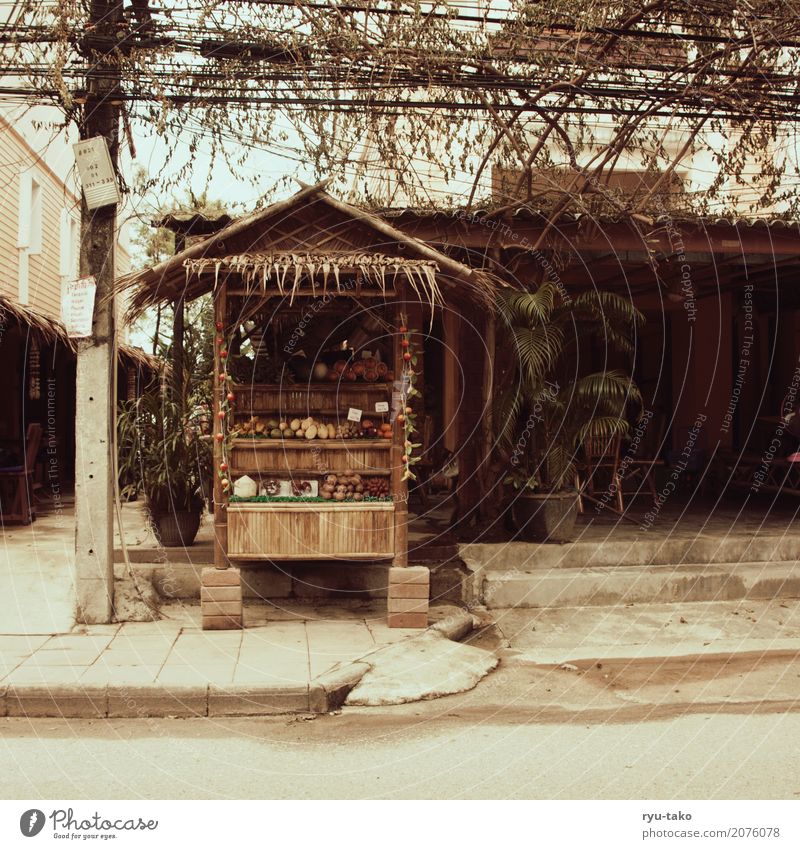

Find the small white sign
[[62, 276, 97, 338], [374, 401, 389, 413], [347, 407, 363, 423], [73, 136, 121, 210]]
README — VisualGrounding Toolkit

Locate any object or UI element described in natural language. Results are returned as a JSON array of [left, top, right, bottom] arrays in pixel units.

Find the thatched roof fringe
[[184, 252, 445, 311], [0, 296, 161, 373], [117, 344, 163, 373], [0, 296, 72, 348]]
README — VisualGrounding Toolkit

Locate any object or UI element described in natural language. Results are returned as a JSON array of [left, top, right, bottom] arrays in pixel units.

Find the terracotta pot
[[511, 491, 578, 543], [152, 510, 201, 547]]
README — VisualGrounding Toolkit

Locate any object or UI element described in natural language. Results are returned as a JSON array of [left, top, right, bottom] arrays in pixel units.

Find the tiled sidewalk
[[0, 603, 445, 716], [0, 603, 418, 688]]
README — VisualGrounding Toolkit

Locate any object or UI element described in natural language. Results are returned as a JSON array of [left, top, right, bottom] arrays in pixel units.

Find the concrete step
[[482, 561, 800, 609], [461, 535, 800, 572]]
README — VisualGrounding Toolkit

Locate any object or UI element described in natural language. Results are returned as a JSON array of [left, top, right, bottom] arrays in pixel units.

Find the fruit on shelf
[[234, 416, 267, 436], [312, 362, 329, 381], [319, 472, 370, 502], [378, 422, 393, 438], [335, 421, 360, 439], [363, 476, 390, 497]]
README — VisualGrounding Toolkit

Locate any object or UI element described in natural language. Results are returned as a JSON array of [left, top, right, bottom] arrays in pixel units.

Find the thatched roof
[[119, 181, 500, 317], [0, 296, 71, 346], [0, 295, 161, 373], [117, 344, 162, 373]]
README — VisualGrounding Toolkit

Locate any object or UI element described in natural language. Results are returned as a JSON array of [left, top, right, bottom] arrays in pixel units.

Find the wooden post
[[387, 289, 428, 628], [391, 292, 409, 570], [480, 308, 496, 513], [455, 301, 485, 530], [171, 234, 186, 409], [212, 280, 228, 570], [205, 277, 241, 630]]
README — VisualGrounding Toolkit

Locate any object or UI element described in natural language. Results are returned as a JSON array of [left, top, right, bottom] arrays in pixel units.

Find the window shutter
[[59, 208, 71, 276], [17, 169, 31, 248]]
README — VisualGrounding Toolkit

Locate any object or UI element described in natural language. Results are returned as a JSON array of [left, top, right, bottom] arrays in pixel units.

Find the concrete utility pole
[[74, 0, 124, 624]]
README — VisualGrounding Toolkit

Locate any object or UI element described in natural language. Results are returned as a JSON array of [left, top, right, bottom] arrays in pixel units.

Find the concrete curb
[[0, 610, 480, 718], [506, 638, 800, 666]]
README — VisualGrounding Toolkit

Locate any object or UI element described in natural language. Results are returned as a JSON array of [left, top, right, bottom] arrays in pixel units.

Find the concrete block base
[[201, 568, 242, 630], [388, 566, 429, 628]]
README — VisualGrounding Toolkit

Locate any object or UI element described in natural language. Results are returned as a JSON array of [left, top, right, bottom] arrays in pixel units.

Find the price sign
[[374, 401, 389, 413], [61, 275, 96, 338], [347, 407, 363, 422]]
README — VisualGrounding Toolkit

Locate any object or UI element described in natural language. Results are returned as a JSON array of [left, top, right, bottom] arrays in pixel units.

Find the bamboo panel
[[227, 502, 395, 559], [238, 383, 390, 415], [319, 506, 395, 555], [230, 439, 392, 475], [228, 504, 322, 558]]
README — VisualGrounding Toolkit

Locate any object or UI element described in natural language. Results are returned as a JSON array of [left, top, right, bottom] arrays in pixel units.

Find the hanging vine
[[214, 319, 235, 497], [397, 318, 422, 482]]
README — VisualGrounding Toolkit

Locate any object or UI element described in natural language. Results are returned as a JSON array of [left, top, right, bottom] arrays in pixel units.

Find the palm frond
[[576, 415, 631, 445], [499, 283, 557, 328], [512, 324, 564, 385]]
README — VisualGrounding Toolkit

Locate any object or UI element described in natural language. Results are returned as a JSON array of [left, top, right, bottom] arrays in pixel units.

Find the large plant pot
[[151, 510, 202, 547], [511, 491, 578, 543]]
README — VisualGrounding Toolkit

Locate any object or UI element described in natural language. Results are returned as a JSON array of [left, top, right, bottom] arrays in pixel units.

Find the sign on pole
[[73, 136, 121, 209], [62, 276, 97, 338]]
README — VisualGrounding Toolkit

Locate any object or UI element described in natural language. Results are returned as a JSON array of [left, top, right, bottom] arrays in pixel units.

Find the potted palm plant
[[118, 391, 212, 546], [497, 283, 644, 542]]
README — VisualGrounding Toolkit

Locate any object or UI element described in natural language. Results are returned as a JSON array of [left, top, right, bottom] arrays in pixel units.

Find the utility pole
[[74, 0, 124, 624]]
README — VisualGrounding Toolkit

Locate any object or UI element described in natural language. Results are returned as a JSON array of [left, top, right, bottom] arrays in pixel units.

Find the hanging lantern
[[27, 338, 41, 400]]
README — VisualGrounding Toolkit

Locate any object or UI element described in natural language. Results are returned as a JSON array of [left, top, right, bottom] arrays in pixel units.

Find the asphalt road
[[2, 705, 799, 800]]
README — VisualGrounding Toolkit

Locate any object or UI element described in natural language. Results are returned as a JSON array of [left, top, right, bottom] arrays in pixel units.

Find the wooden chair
[[0, 422, 43, 524], [575, 433, 624, 513], [622, 453, 662, 500]]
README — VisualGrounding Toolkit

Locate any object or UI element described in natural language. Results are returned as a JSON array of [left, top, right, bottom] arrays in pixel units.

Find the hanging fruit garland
[[398, 319, 422, 482], [214, 320, 235, 497]]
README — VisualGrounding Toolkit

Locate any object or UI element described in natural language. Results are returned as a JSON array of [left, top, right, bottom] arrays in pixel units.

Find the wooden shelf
[[239, 383, 392, 391], [231, 438, 392, 449], [230, 468, 392, 477], [228, 501, 394, 510]]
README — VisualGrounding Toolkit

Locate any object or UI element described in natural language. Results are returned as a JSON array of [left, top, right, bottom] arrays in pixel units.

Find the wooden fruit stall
[[224, 382, 399, 561], [117, 183, 496, 630]]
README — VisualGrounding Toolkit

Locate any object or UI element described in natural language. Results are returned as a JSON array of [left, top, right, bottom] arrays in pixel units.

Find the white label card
[[62, 275, 97, 338], [374, 401, 389, 413], [347, 407, 363, 422]]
